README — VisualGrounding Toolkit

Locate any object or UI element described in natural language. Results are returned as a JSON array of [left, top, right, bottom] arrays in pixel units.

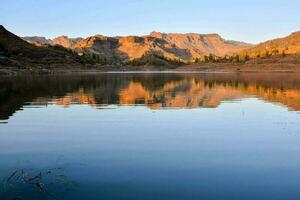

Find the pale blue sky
[[1, 0, 300, 44]]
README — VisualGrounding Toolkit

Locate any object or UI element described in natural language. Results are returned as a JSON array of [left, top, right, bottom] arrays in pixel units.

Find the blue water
[[0, 73, 300, 200]]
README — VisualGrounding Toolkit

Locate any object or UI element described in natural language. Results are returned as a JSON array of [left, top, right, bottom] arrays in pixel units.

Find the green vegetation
[[193, 48, 288, 64], [194, 54, 246, 63]]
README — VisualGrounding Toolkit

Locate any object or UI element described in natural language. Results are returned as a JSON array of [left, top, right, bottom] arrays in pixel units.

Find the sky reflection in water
[[0, 73, 300, 200]]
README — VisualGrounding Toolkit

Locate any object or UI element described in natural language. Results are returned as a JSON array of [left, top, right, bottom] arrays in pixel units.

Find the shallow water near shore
[[1, 72, 300, 200]]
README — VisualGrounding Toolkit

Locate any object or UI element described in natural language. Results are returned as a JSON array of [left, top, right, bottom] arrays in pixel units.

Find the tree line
[[193, 48, 287, 64]]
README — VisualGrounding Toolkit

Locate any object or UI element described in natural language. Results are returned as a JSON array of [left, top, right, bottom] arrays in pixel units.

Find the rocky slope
[[150, 32, 252, 58], [240, 31, 300, 58]]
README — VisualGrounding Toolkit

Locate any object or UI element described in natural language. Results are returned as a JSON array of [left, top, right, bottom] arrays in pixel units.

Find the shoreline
[[1, 63, 300, 76]]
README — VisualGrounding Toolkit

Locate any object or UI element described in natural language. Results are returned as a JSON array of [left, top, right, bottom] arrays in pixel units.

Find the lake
[[1, 72, 300, 200]]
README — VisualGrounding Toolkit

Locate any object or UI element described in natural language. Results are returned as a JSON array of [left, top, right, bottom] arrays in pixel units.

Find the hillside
[[240, 31, 300, 58], [0, 25, 87, 73]]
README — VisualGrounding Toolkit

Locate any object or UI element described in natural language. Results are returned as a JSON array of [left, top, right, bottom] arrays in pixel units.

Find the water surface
[[1, 73, 300, 200]]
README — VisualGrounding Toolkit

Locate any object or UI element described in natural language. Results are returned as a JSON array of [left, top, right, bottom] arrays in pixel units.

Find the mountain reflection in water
[[1, 73, 300, 120]]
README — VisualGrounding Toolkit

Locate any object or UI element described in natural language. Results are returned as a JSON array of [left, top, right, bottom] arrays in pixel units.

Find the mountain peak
[[51, 35, 75, 48], [0, 25, 11, 35], [203, 33, 221, 37], [0, 25, 34, 53], [54, 35, 69, 39]]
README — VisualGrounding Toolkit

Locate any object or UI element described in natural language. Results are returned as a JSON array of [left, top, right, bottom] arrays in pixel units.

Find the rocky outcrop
[[50, 36, 82, 48], [72, 35, 119, 61]]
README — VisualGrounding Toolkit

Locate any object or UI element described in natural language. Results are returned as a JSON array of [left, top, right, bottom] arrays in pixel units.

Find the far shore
[[1, 62, 300, 76]]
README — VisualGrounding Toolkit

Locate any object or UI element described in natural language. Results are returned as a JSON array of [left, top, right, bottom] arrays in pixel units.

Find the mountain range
[[1, 24, 300, 73], [22, 31, 252, 63]]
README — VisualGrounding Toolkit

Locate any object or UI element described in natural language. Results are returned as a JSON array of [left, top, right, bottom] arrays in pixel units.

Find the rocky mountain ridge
[[23, 32, 253, 63]]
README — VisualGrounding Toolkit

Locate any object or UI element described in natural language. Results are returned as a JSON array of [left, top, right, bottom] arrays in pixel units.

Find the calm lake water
[[1, 72, 300, 200]]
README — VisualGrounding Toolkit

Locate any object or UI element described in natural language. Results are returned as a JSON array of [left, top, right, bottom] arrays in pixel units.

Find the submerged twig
[[6, 170, 17, 183], [2, 167, 75, 199]]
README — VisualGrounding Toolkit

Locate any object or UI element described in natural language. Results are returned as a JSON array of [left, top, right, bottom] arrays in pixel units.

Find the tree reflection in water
[[1, 73, 300, 121]]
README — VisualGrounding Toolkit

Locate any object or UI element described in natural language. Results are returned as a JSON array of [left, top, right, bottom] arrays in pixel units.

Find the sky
[[1, 0, 300, 44]]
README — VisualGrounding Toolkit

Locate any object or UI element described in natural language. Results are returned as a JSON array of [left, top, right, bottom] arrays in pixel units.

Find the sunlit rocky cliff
[[23, 31, 252, 63]]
